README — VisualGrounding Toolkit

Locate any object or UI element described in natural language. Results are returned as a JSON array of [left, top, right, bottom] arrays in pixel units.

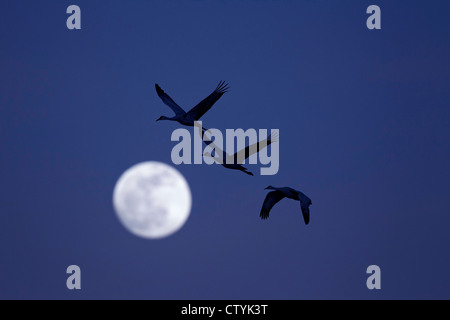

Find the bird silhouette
[[260, 186, 312, 224], [203, 131, 279, 176], [155, 81, 229, 127]]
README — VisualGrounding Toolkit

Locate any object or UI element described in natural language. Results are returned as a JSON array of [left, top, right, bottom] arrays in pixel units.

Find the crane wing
[[234, 131, 278, 164], [298, 192, 312, 225], [155, 84, 186, 115], [186, 81, 229, 120], [260, 191, 285, 220]]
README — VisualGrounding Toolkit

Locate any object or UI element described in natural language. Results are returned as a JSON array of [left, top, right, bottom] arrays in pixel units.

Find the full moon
[[113, 161, 192, 239]]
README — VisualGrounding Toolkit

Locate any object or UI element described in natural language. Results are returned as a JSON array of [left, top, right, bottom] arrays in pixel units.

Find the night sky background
[[1, 0, 449, 299]]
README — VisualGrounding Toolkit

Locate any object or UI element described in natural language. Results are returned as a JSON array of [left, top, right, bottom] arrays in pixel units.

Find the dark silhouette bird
[[203, 131, 279, 176], [260, 186, 312, 224], [155, 81, 229, 127]]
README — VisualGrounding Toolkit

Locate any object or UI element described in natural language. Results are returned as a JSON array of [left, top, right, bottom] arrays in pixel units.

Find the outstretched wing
[[298, 192, 312, 225], [260, 191, 285, 220], [155, 84, 186, 115], [233, 131, 279, 164], [186, 81, 229, 120], [300, 203, 310, 225], [202, 139, 225, 164], [202, 127, 230, 162]]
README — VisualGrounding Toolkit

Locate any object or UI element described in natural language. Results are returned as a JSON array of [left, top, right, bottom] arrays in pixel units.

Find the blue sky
[[0, 0, 449, 299]]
